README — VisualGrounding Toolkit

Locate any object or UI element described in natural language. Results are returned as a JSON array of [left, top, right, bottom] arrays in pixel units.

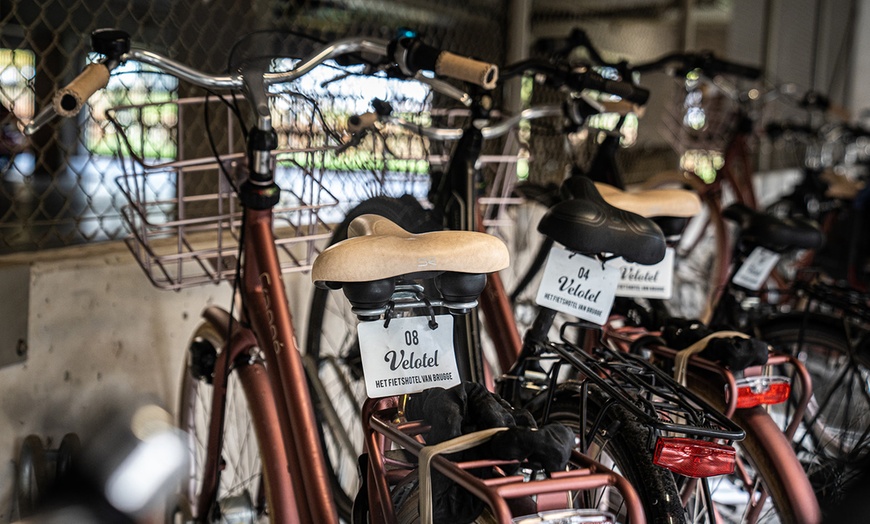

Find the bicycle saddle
[[538, 176, 667, 265], [821, 169, 865, 200], [311, 214, 510, 285], [595, 182, 702, 238], [723, 203, 824, 252], [593, 182, 702, 218]]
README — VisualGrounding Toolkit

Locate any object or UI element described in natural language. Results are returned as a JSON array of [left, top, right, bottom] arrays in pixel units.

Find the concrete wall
[[0, 242, 317, 521]]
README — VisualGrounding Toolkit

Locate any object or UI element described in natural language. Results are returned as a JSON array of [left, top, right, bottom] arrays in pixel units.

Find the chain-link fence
[[0, 0, 506, 254]]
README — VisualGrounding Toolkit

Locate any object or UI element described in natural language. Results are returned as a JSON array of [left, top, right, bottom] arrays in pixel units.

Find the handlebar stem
[[240, 62, 273, 131]]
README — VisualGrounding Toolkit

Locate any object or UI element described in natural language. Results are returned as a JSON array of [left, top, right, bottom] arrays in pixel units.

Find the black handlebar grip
[[765, 122, 816, 138], [706, 56, 762, 80], [582, 74, 650, 105], [601, 78, 649, 105]]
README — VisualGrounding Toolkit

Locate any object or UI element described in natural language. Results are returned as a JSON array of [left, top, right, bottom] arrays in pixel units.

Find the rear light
[[653, 437, 736, 478], [513, 509, 616, 524], [733, 376, 791, 408]]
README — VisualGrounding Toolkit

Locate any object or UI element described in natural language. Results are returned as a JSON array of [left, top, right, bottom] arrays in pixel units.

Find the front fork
[[196, 306, 301, 524]]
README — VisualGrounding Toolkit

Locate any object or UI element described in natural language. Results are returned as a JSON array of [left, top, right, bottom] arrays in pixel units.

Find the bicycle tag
[[535, 246, 620, 325], [732, 246, 781, 290], [613, 247, 675, 300], [357, 314, 461, 398]]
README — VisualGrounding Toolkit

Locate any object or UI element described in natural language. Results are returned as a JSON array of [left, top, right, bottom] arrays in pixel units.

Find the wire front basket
[[112, 96, 340, 290], [660, 77, 738, 156], [110, 92, 534, 289]]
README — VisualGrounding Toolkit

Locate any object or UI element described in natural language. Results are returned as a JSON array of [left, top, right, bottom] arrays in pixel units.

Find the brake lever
[[412, 73, 473, 107]]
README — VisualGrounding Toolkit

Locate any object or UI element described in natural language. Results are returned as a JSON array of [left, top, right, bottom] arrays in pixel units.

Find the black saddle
[[723, 203, 824, 253], [537, 176, 667, 265]]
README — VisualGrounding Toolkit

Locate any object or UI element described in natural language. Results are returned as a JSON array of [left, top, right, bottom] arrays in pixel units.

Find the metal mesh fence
[[0, 0, 506, 254]]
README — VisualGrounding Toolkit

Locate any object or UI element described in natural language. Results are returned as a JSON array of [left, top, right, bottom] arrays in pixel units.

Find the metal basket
[[659, 76, 738, 157], [112, 96, 342, 290], [116, 153, 339, 290]]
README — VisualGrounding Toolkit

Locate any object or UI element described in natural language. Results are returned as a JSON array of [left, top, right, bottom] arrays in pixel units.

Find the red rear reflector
[[653, 437, 736, 478], [734, 376, 791, 408]]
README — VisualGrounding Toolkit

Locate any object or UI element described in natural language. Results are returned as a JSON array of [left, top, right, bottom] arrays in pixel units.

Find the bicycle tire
[[642, 173, 730, 324], [676, 201, 728, 323], [305, 195, 441, 519], [544, 389, 687, 524], [758, 315, 870, 505], [688, 374, 819, 523], [173, 322, 268, 523], [490, 184, 563, 347], [16, 435, 49, 518]]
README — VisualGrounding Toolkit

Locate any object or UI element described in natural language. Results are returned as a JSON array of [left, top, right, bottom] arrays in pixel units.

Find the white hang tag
[[613, 247, 675, 299], [357, 314, 461, 398], [535, 246, 620, 325], [732, 246, 781, 290]]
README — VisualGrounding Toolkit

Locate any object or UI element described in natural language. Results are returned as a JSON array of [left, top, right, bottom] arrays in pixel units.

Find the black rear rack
[[528, 321, 745, 445]]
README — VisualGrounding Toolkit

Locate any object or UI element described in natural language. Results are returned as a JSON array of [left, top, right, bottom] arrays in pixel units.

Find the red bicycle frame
[[196, 207, 339, 524]]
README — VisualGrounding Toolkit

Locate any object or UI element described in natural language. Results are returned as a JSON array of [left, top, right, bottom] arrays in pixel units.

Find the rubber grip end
[[347, 112, 379, 134], [435, 52, 498, 90], [52, 63, 110, 118]]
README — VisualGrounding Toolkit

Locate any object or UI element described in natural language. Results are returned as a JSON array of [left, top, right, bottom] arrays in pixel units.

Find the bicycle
[[702, 192, 869, 507], [656, 109, 870, 509], [497, 174, 820, 523], [485, 32, 822, 521], [20, 27, 536, 524], [594, 148, 860, 518]]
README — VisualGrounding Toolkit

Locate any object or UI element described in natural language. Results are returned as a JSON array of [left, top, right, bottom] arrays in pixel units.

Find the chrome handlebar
[[21, 36, 482, 135]]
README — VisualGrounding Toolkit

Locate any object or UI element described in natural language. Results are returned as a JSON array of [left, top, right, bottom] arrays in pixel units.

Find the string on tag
[[421, 296, 439, 330], [597, 253, 619, 269], [382, 301, 396, 329]]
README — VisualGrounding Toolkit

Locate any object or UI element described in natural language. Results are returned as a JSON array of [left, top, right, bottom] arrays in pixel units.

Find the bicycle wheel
[[544, 390, 687, 524], [641, 173, 730, 323], [305, 195, 440, 519], [759, 315, 870, 504], [688, 375, 817, 524], [173, 322, 268, 523], [669, 194, 730, 323], [490, 184, 563, 343]]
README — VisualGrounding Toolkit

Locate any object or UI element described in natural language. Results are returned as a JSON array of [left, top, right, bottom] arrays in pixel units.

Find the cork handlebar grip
[[347, 112, 379, 134], [52, 63, 111, 118], [435, 52, 498, 90]]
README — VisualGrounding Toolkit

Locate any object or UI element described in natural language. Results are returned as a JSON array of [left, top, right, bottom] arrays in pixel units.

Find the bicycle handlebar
[[22, 30, 499, 135], [502, 59, 649, 105], [632, 51, 762, 80], [535, 28, 762, 82], [348, 105, 569, 141]]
